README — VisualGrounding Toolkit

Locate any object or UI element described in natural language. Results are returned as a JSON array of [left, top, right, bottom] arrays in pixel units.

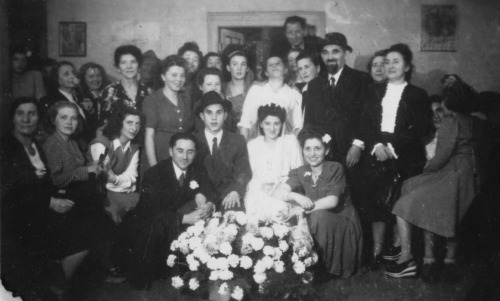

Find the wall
[[47, 0, 500, 94]]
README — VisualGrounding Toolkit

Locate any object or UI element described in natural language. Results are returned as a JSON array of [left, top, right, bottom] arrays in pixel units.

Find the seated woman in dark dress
[[42, 101, 107, 291], [1, 98, 87, 298], [275, 127, 363, 278]]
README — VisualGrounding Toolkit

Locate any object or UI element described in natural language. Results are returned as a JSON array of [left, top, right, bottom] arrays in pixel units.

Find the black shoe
[[369, 254, 384, 271], [421, 262, 440, 284], [441, 262, 462, 283], [383, 246, 401, 261], [385, 259, 417, 278]]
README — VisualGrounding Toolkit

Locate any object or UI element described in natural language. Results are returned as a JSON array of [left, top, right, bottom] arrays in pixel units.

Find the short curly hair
[[298, 126, 330, 149], [78, 62, 108, 92], [43, 101, 82, 136], [102, 106, 143, 145], [177, 42, 203, 62], [160, 54, 186, 75], [114, 45, 143, 67], [196, 67, 223, 88]]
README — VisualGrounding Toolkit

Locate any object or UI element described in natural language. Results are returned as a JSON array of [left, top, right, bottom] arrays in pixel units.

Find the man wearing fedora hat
[[303, 32, 371, 168], [195, 91, 252, 211]]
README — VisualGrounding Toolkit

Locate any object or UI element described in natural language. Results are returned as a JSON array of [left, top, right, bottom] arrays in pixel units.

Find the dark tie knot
[[178, 173, 185, 187], [330, 77, 336, 87]]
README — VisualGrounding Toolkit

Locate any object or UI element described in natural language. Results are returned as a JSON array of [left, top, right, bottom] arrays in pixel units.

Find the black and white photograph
[[1, 0, 499, 300]]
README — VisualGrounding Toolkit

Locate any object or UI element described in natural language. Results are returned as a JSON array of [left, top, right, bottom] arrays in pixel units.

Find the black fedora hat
[[197, 91, 232, 115], [319, 32, 353, 52]]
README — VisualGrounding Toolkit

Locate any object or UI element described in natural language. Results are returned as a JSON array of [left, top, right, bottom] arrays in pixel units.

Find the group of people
[[2, 14, 497, 300]]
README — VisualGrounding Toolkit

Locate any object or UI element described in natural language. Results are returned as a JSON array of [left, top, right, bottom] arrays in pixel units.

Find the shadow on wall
[[353, 55, 447, 95]]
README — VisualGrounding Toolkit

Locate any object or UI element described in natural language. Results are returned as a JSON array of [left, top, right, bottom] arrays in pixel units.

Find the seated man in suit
[[195, 91, 252, 211], [125, 132, 217, 290]]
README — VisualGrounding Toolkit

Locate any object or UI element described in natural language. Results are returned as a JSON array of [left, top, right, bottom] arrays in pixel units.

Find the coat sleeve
[[43, 138, 89, 187], [222, 135, 252, 197], [423, 116, 459, 173], [194, 164, 220, 208], [394, 89, 433, 152], [137, 170, 185, 229]]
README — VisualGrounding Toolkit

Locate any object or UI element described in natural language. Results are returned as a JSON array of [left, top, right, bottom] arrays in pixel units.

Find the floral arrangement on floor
[[168, 210, 318, 300]]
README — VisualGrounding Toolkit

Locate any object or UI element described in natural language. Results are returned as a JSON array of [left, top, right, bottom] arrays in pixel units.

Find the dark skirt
[[47, 179, 108, 259], [361, 156, 401, 223], [308, 204, 363, 278]]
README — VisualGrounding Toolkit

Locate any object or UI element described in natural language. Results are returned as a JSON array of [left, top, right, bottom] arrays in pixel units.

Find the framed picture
[[59, 22, 86, 57], [420, 5, 458, 52]]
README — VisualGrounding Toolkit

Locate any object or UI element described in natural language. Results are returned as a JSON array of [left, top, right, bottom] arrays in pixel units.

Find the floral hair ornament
[[322, 134, 331, 144]]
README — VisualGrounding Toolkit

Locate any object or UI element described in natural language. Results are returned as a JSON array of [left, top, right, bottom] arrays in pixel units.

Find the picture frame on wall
[[420, 5, 458, 52], [59, 22, 86, 57]]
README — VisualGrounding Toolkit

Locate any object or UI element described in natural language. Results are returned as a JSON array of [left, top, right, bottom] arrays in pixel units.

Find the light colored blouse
[[90, 139, 139, 193], [381, 82, 407, 133], [24, 143, 46, 178], [238, 82, 303, 136], [247, 134, 303, 187]]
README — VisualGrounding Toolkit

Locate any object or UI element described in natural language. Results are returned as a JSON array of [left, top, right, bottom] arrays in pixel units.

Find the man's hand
[[346, 145, 362, 168], [222, 191, 240, 210], [195, 193, 207, 208], [182, 209, 204, 225], [199, 202, 214, 219], [50, 197, 75, 214], [374, 144, 392, 162]]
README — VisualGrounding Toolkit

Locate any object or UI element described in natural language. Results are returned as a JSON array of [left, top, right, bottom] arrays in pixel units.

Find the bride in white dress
[[244, 104, 303, 225]]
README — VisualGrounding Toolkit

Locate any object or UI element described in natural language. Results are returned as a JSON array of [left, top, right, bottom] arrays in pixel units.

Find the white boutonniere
[[322, 134, 331, 144], [304, 171, 312, 177], [190, 180, 199, 190]]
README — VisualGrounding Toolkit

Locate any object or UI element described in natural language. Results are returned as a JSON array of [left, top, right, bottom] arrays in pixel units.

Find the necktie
[[330, 76, 336, 87], [178, 173, 185, 187], [212, 137, 219, 155]]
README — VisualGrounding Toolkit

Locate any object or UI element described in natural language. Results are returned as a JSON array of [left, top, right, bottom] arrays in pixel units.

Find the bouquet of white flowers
[[168, 210, 318, 300]]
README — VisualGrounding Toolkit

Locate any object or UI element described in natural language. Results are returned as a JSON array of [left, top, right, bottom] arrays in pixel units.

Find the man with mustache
[[304, 32, 371, 167], [303, 33, 371, 219]]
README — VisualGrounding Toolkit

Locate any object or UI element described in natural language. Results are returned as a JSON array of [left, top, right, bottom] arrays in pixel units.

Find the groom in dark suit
[[195, 91, 252, 211], [125, 132, 217, 289]]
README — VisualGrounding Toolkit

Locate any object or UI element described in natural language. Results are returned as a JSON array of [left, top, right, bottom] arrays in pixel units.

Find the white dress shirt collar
[[59, 88, 86, 119], [172, 161, 186, 179], [112, 138, 131, 152], [328, 67, 344, 85], [204, 129, 223, 154]]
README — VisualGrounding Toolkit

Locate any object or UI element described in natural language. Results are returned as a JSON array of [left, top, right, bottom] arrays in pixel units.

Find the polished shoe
[[441, 262, 462, 283], [421, 262, 440, 284], [369, 254, 385, 271], [385, 259, 417, 278], [383, 245, 401, 261]]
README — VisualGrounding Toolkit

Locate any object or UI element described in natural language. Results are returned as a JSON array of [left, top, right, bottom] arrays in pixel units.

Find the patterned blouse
[[100, 80, 151, 121]]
